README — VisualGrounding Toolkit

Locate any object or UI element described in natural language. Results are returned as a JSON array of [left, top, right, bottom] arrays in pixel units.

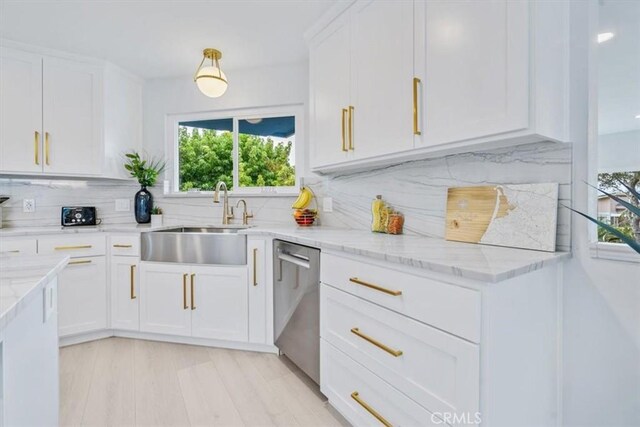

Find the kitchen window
[[166, 106, 302, 195]]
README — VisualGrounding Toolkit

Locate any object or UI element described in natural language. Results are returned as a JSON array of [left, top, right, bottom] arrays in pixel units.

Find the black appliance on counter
[[61, 206, 97, 226]]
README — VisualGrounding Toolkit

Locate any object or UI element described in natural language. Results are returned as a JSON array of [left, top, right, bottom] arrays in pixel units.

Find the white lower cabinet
[[248, 237, 270, 344], [139, 263, 192, 336], [58, 256, 107, 337], [190, 265, 248, 341], [139, 262, 249, 342], [110, 255, 140, 331]]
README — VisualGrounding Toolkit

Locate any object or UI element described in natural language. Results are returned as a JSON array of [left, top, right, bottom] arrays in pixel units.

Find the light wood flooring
[[60, 337, 348, 427]]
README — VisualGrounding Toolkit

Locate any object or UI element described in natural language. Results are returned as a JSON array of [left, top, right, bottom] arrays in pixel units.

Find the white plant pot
[[151, 214, 163, 227]]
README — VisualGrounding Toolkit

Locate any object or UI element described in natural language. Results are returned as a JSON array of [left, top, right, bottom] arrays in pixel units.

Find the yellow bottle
[[371, 195, 386, 232]]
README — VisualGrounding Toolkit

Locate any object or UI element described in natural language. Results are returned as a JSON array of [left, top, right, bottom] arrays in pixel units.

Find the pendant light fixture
[[193, 48, 228, 98]]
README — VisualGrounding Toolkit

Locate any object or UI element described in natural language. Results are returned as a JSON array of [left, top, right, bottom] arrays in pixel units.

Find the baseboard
[[58, 328, 278, 354]]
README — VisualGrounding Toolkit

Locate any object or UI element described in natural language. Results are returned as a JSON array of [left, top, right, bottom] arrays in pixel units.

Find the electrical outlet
[[23, 199, 35, 213], [115, 199, 131, 212], [323, 197, 333, 213]]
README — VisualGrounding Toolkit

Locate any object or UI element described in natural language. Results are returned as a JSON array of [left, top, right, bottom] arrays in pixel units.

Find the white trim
[[164, 104, 304, 195], [589, 242, 640, 263]]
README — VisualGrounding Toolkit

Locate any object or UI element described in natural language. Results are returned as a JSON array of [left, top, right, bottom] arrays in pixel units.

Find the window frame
[[587, 0, 639, 263], [164, 104, 304, 197]]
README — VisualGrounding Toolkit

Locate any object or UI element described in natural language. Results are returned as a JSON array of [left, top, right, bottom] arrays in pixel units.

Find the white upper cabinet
[[309, 12, 352, 169], [307, 0, 569, 173], [350, 0, 414, 159], [42, 55, 103, 175], [0, 43, 142, 178], [0, 48, 43, 173], [415, 0, 529, 146]]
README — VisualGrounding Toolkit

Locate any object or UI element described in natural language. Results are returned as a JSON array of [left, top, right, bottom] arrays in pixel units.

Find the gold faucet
[[236, 199, 254, 225], [213, 181, 234, 225]]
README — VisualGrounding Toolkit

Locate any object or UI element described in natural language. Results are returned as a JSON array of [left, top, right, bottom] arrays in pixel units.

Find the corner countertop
[[0, 254, 69, 332], [241, 227, 571, 283], [0, 224, 571, 284]]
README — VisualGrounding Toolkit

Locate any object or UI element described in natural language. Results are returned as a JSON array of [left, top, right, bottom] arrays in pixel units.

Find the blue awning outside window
[[179, 116, 295, 138]]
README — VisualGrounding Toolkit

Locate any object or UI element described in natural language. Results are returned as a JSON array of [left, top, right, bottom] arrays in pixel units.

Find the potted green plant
[[150, 206, 164, 227], [123, 151, 166, 224]]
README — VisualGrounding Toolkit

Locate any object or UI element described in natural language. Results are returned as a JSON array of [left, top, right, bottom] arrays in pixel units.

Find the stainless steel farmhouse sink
[[141, 227, 247, 265]]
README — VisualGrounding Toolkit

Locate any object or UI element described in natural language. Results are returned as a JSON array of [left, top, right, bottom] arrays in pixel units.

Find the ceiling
[[598, 0, 640, 135], [0, 0, 336, 79]]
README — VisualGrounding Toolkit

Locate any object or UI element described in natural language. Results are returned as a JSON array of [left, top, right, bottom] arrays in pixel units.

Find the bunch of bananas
[[292, 186, 313, 209]]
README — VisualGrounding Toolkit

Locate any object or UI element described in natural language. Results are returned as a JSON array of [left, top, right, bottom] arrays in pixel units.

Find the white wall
[[563, 3, 640, 426], [598, 130, 640, 173]]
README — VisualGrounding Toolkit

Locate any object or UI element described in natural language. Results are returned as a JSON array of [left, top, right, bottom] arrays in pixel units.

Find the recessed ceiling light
[[597, 32, 615, 43], [635, 114, 640, 119]]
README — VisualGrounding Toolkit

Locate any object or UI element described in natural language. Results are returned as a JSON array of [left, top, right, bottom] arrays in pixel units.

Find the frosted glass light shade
[[195, 66, 228, 98]]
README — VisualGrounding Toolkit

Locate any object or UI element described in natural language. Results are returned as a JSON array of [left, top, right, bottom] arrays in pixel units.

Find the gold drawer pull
[[45, 131, 50, 165], [183, 273, 189, 310], [7, 250, 20, 253], [350, 391, 392, 427], [190, 273, 196, 310], [253, 248, 258, 286], [55, 245, 92, 251], [341, 108, 348, 152], [34, 131, 40, 165], [351, 328, 403, 357], [130, 265, 137, 299], [349, 277, 402, 296], [413, 77, 421, 136], [113, 244, 133, 248], [68, 259, 92, 266]]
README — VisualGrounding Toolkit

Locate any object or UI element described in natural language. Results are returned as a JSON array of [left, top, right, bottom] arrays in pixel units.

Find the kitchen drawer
[[321, 339, 439, 427], [109, 234, 140, 256], [321, 284, 479, 416], [321, 252, 481, 342], [38, 234, 106, 257], [0, 237, 37, 255]]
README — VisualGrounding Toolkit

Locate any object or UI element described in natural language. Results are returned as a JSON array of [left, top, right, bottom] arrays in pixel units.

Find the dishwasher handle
[[277, 251, 311, 269]]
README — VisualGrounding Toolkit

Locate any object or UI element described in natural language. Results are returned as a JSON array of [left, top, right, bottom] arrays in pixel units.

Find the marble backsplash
[[0, 141, 572, 251], [307, 141, 572, 251]]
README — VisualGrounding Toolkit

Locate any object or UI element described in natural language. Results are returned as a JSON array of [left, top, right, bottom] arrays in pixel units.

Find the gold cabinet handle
[[348, 106, 354, 150], [182, 273, 189, 310], [413, 77, 421, 136], [113, 244, 133, 248], [350, 327, 403, 357], [34, 131, 40, 165], [253, 248, 258, 286], [341, 108, 348, 152], [45, 132, 50, 165], [7, 250, 20, 253], [190, 273, 196, 310], [68, 259, 92, 266], [55, 245, 93, 251], [349, 277, 402, 296], [130, 265, 137, 299], [350, 392, 392, 427]]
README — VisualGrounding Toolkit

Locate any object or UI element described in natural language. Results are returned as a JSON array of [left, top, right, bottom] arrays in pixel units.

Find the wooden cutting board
[[445, 183, 559, 252]]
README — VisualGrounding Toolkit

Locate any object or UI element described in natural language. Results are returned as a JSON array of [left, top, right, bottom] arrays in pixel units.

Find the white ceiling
[[0, 0, 336, 79], [598, 0, 640, 135]]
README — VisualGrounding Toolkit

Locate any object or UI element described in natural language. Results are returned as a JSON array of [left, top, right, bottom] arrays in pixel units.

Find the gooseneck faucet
[[213, 181, 234, 225], [236, 199, 254, 226]]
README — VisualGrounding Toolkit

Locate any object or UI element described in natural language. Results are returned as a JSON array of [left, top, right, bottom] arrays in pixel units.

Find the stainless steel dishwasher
[[273, 240, 321, 384]]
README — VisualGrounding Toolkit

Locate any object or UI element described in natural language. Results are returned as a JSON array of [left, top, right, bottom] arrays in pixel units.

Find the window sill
[[589, 242, 640, 263], [161, 190, 298, 199]]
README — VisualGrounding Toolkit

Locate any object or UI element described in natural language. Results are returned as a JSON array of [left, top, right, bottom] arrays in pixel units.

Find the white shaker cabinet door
[[110, 256, 140, 331], [139, 262, 191, 336], [350, 0, 415, 159], [416, 0, 529, 146], [309, 12, 352, 169], [58, 256, 107, 337], [42, 55, 103, 175], [248, 238, 270, 344], [0, 47, 43, 173], [190, 265, 248, 342]]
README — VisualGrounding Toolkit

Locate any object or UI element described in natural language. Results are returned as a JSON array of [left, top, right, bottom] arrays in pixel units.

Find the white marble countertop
[[241, 227, 571, 283], [0, 254, 69, 332], [0, 224, 570, 284]]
